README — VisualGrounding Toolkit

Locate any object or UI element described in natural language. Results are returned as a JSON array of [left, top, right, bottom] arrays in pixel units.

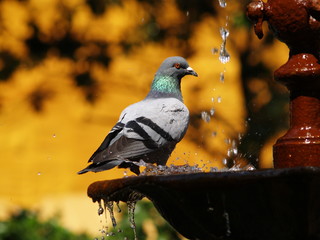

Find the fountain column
[[247, 0, 320, 168]]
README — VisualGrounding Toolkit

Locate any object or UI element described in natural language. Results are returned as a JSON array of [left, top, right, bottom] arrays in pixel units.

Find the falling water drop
[[210, 108, 215, 116], [220, 72, 225, 82], [201, 111, 211, 123], [37, 172, 41, 176], [222, 158, 228, 165], [218, 0, 227, 8], [127, 201, 138, 240], [217, 96, 222, 103], [220, 27, 229, 41], [219, 27, 230, 64], [211, 48, 219, 55], [98, 201, 104, 215]]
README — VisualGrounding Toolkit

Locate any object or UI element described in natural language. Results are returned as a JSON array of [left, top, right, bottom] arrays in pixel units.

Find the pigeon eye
[[174, 63, 181, 69]]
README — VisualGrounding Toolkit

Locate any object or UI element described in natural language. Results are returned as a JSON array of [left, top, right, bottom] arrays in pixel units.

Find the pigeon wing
[[87, 121, 125, 163]]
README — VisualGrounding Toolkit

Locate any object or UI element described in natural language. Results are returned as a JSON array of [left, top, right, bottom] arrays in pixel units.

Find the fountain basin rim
[[87, 166, 320, 203]]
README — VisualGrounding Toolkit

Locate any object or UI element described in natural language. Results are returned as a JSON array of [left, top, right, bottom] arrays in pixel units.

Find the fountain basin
[[88, 167, 320, 240]]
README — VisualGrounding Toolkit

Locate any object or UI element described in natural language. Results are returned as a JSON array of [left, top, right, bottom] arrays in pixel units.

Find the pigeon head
[[156, 56, 198, 79], [147, 56, 198, 101]]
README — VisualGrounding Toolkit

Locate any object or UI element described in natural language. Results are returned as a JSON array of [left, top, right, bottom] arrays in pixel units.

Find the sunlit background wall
[[0, 0, 289, 237]]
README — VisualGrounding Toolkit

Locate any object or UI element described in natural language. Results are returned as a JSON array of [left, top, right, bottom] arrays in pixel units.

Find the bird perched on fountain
[[78, 56, 198, 175]]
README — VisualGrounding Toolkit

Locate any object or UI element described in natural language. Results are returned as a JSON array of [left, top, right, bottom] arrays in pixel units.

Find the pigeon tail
[[77, 159, 128, 174]]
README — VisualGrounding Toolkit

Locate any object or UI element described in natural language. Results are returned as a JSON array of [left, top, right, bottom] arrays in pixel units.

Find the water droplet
[[232, 147, 238, 156], [98, 204, 104, 216], [212, 131, 217, 137], [37, 172, 41, 176], [219, 51, 230, 64], [219, 27, 230, 64], [217, 96, 222, 103], [211, 48, 219, 55], [52, 134, 56, 138], [211, 97, 215, 102], [222, 158, 228, 165], [220, 72, 225, 82], [186, 11, 189, 16], [201, 111, 211, 123], [218, 0, 227, 8], [220, 27, 229, 41], [210, 108, 215, 116]]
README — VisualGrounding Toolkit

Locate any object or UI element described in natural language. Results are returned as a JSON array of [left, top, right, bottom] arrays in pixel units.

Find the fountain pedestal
[[247, 0, 320, 167]]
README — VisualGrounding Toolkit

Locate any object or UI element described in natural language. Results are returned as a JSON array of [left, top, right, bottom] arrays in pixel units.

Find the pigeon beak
[[186, 66, 198, 77]]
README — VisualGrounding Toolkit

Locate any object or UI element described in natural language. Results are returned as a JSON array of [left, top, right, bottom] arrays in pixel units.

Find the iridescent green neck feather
[[146, 74, 182, 101]]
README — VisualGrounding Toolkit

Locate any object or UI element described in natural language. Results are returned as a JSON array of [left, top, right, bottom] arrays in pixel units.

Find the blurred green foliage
[[0, 210, 91, 240]]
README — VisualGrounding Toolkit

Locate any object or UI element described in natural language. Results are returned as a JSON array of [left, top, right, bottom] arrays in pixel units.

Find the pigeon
[[78, 56, 198, 175]]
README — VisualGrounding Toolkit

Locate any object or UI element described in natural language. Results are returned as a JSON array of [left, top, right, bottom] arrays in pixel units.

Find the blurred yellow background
[[0, 0, 289, 235]]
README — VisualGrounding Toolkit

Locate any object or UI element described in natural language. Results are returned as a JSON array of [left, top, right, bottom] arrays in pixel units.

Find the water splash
[[219, 27, 230, 64], [137, 160, 202, 176]]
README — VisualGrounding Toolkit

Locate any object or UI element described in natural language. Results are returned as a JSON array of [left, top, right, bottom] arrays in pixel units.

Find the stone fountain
[[86, 0, 320, 239]]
